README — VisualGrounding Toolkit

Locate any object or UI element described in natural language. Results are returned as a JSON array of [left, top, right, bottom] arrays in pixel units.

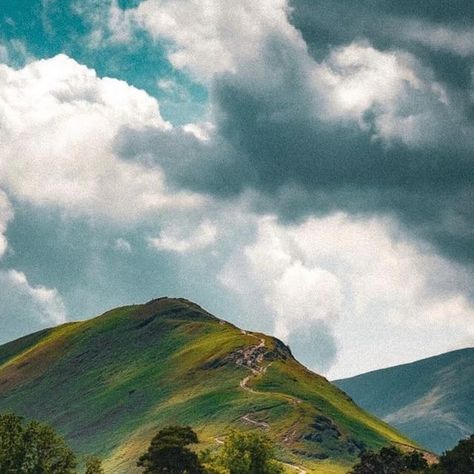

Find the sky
[[0, 0, 473, 379]]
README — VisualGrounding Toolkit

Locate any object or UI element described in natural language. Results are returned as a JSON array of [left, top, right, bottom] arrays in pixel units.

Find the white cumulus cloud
[[125, 0, 469, 149], [0, 191, 67, 341], [0, 54, 206, 220], [131, 0, 303, 80], [0, 269, 67, 344], [395, 19, 474, 57], [0, 190, 14, 259], [220, 213, 474, 377], [148, 219, 217, 253], [313, 42, 461, 148]]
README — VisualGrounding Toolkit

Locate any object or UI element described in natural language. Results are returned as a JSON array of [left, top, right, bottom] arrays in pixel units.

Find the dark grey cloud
[[117, 18, 474, 265], [290, 0, 474, 42], [2, 0, 472, 379], [290, 0, 474, 91], [115, 125, 250, 198], [287, 321, 338, 374], [214, 75, 472, 189]]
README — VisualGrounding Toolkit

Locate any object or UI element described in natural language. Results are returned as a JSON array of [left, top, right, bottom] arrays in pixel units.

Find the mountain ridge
[[0, 297, 417, 473], [335, 347, 474, 454]]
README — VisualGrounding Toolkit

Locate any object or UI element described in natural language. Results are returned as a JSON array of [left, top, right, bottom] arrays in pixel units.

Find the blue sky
[[0, 0, 473, 378], [0, 0, 208, 123]]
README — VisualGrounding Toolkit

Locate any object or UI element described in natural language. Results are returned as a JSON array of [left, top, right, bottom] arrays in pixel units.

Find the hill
[[0, 297, 417, 473], [335, 348, 474, 454]]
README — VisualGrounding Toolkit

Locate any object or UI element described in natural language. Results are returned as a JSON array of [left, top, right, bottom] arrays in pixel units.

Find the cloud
[[0, 269, 67, 344], [211, 35, 473, 181], [72, 0, 135, 49], [220, 213, 474, 377], [113, 1, 473, 264], [114, 238, 132, 252], [157, 77, 191, 102], [148, 220, 217, 253], [0, 39, 32, 67], [220, 217, 342, 339], [131, 0, 302, 81], [270, 261, 342, 338], [0, 191, 67, 344], [81, 1, 474, 368], [0, 45, 8, 63], [119, 22, 473, 264], [0, 54, 206, 220], [0, 190, 14, 259], [287, 321, 337, 374], [394, 21, 474, 57], [0, 0, 473, 380], [219, 215, 343, 373], [102, 0, 473, 267], [314, 42, 458, 148], [291, 0, 474, 96]]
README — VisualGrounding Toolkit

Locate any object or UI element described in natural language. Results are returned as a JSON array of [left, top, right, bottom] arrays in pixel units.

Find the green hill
[[0, 298, 416, 473], [335, 348, 474, 454]]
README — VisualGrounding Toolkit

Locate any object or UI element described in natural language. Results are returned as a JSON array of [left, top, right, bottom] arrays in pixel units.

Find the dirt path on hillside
[[281, 462, 307, 474], [233, 333, 308, 473], [237, 334, 272, 427], [236, 334, 305, 442], [241, 413, 270, 429], [392, 441, 438, 465]]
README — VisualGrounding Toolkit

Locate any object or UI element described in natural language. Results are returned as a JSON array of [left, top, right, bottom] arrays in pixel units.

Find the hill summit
[[0, 297, 417, 473]]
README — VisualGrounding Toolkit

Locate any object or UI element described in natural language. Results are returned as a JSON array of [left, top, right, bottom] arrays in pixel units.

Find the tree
[[219, 431, 283, 474], [85, 455, 105, 474], [0, 412, 25, 473], [350, 446, 427, 474], [198, 448, 228, 474], [137, 425, 203, 474], [404, 451, 430, 472], [0, 412, 77, 474], [435, 434, 474, 474]]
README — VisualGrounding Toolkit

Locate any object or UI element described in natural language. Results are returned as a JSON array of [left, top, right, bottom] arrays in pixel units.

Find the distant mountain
[[0, 298, 415, 473], [335, 348, 474, 454]]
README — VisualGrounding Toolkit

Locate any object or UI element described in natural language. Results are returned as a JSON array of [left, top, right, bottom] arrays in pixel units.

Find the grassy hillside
[[0, 298, 415, 473], [335, 348, 474, 454]]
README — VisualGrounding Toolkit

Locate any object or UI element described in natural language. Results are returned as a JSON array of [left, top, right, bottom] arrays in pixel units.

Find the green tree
[[435, 435, 474, 474], [198, 448, 227, 474], [404, 451, 430, 473], [350, 446, 427, 474], [0, 412, 25, 473], [137, 425, 203, 474], [0, 412, 76, 474], [219, 431, 283, 474], [85, 455, 104, 474]]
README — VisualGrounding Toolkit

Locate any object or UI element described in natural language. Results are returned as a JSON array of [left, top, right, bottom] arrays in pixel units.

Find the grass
[[0, 298, 417, 473]]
